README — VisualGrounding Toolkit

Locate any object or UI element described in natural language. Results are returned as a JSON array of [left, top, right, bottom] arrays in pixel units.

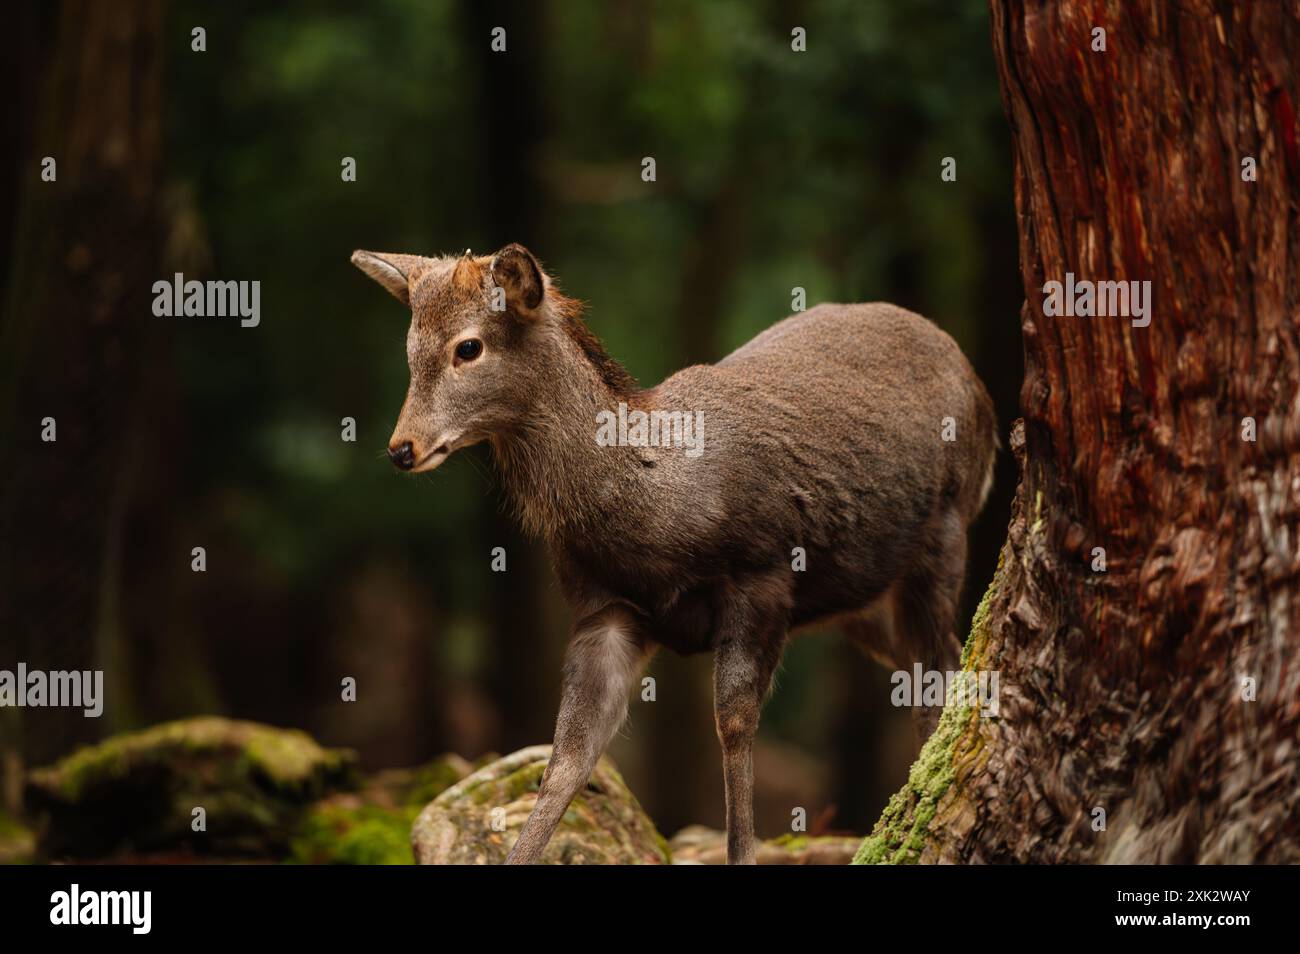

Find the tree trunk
[[858, 0, 1300, 864], [458, 0, 560, 757], [0, 0, 167, 778]]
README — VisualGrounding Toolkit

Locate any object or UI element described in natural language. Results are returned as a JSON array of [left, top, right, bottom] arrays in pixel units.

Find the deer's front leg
[[506, 604, 648, 864], [713, 586, 787, 865]]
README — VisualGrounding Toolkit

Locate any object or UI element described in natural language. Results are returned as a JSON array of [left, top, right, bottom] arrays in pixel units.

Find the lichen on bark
[[854, 567, 1001, 865]]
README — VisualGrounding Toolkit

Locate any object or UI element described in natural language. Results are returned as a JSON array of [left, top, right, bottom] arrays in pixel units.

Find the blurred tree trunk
[[458, 0, 559, 756], [0, 0, 167, 787], [860, 1, 1300, 864], [0, 1, 50, 816], [642, 0, 803, 840]]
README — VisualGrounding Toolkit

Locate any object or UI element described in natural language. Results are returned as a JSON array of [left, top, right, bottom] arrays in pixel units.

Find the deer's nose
[[388, 441, 415, 471]]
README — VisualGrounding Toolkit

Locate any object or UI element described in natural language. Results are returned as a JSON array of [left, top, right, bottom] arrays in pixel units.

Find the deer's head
[[351, 243, 555, 473]]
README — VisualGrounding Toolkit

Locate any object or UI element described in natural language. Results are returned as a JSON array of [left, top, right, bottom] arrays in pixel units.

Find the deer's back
[[697, 301, 993, 521], [560, 302, 995, 645]]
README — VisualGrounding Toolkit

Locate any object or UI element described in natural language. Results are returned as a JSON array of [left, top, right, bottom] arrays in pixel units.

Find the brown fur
[[451, 253, 484, 292], [556, 296, 639, 394], [351, 243, 999, 864]]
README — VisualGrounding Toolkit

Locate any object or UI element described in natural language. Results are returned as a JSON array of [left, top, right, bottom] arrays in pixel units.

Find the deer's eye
[[454, 338, 483, 362]]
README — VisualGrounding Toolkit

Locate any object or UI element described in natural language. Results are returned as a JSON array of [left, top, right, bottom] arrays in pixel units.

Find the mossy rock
[[668, 825, 861, 865], [25, 716, 358, 859], [291, 802, 416, 865], [359, 754, 480, 811], [0, 810, 35, 864], [411, 746, 670, 864], [289, 754, 477, 865]]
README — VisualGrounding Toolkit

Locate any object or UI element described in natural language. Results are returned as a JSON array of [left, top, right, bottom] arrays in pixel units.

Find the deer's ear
[[350, 250, 427, 306], [489, 243, 545, 316]]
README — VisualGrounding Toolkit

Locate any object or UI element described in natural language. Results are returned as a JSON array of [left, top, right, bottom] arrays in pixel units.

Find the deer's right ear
[[489, 243, 546, 316], [350, 250, 425, 306]]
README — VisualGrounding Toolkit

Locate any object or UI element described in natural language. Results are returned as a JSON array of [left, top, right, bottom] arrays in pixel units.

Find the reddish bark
[[863, 0, 1299, 863]]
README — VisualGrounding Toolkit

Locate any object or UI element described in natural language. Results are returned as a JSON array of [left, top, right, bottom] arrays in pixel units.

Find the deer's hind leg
[[844, 508, 968, 744], [892, 506, 968, 741], [841, 590, 905, 670]]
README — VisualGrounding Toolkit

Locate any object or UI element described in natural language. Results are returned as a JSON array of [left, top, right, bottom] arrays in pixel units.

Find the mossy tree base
[[860, 0, 1300, 864], [855, 563, 1001, 864]]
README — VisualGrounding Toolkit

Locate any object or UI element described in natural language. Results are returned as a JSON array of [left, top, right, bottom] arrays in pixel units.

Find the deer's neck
[[490, 339, 646, 544]]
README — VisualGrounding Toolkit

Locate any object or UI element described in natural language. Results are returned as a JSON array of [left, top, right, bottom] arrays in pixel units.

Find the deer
[[351, 243, 998, 865]]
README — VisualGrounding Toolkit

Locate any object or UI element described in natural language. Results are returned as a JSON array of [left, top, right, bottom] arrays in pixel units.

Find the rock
[[349, 754, 481, 812], [411, 745, 670, 864], [291, 801, 415, 866], [25, 716, 358, 859], [668, 825, 861, 864], [290, 753, 480, 865], [0, 810, 35, 865]]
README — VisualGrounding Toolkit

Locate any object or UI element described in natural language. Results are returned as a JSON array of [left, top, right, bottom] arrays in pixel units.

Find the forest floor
[[7, 716, 860, 865]]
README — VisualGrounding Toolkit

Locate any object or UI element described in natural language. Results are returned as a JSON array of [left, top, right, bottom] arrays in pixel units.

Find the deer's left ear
[[351, 250, 428, 306], [489, 243, 546, 316]]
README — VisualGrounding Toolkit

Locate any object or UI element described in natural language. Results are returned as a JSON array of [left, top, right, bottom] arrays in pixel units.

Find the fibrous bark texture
[[860, 0, 1300, 864]]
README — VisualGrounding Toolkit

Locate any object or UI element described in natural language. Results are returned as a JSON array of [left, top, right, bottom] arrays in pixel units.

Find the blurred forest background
[[0, 0, 1020, 838]]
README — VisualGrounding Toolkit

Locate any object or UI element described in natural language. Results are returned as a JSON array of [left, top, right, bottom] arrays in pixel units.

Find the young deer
[[352, 243, 998, 865]]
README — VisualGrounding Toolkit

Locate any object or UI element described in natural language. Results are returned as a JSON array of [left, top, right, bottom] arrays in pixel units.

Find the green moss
[[652, 828, 672, 863], [50, 742, 130, 803], [477, 762, 544, 804], [401, 760, 468, 808], [290, 803, 415, 865], [285, 755, 478, 865], [770, 833, 805, 850], [768, 833, 865, 857], [854, 568, 1000, 865], [36, 717, 355, 804], [561, 797, 605, 834], [0, 810, 35, 865], [243, 724, 351, 792], [854, 700, 974, 863], [0, 812, 23, 838], [26, 717, 359, 859], [411, 746, 671, 865], [959, 555, 1000, 669]]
